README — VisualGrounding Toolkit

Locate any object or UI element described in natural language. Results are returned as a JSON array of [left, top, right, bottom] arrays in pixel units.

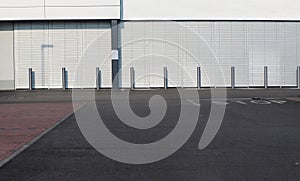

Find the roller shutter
[[14, 21, 112, 89], [120, 21, 300, 88]]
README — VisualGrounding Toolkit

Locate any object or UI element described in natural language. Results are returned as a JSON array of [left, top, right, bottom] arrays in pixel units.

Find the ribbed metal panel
[[14, 20, 300, 88], [49, 21, 65, 88], [120, 21, 300, 88], [15, 22, 33, 89], [14, 21, 111, 89]]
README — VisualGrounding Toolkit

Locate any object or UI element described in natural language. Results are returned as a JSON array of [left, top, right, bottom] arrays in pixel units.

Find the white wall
[[0, 23, 14, 90], [0, 0, 44, 20], [45, 0, 120, 20], [122, 0, 300, 20], [2, 0, 300, 21], [0, 0, 120, 20]]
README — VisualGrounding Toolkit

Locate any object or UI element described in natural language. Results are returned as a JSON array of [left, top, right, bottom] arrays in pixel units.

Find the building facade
[[1, 0, 300, 90]]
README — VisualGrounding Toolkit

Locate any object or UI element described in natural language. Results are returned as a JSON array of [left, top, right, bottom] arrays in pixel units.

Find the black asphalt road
[[0, 89, 300, 181]]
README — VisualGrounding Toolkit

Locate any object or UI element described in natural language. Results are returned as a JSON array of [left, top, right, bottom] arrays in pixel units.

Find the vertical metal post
[[197, 67, 201, 89], [264, 66, 268, 89], [112, 60, 119, 89], [111, 20, 119, 89], [96, 67, 100, 90], [297, 66, 300, 89], [29, 68, 32, 91], [164, 67, 168, 89], [130, 67, 135, 90], [231, 66, 235, 89], [62, 67, 66, 90]]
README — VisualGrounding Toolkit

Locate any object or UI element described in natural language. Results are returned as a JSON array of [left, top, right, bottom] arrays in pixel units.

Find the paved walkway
[[0, 102, 75, 161]]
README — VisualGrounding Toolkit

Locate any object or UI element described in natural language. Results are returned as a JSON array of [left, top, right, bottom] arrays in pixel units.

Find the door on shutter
[[15, 22, 50, 89], [15, 21, 112, 89]]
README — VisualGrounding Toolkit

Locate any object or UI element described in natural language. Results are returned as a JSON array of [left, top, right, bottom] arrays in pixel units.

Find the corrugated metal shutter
[[49, 21, 65, 88], [281, 22, 299, 86], [231, 22, 249, 87], [120, 21, 300, 88], [14, 21, 111, 89]]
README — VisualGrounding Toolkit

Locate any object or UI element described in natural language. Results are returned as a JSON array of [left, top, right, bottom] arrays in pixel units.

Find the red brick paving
[[0, 102, 80, 161], [286, 97, 300, 102]]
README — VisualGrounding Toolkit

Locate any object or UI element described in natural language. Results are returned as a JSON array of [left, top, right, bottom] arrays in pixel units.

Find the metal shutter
[[120, 21, 300, 88], [14, 21, 111, 89]]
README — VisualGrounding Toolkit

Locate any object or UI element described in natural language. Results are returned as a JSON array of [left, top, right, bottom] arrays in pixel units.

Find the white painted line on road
[[186, 99, 201, 107], [269, 100, 287, 104], [212, 101, 229, 105], [250, 100, 271, 105], [198, 98, 279, 101], [236, 101, 247, 105], [199, 98, 249, 101]]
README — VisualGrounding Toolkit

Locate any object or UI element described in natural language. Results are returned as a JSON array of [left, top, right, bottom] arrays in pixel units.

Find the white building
[[1, 0, 300, 90]]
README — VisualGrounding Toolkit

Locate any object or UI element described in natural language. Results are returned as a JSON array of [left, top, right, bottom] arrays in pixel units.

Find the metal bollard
[[297, 66, 300, 89], [96, 67, 100, 90], [164, 67, 168, 89], [231, 66, 235, 89], [130, 67, 135, 90], [264, 66, 268, 88], [62, 67, 66, 90], [197, 67, 201, 89], [29, 68, 33, 91]]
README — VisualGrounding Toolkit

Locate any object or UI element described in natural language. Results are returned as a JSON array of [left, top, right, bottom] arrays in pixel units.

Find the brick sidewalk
[[286, 97, 300, 102], [0, 102, 79, 161]]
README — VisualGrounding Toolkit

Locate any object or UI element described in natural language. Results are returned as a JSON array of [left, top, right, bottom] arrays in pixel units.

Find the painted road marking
[[186, 98, 288, 106], [212, 101, 229, 105], [186, 99, 201, 107], [269, 100, 287, 104], [236, 101, 247, 105], [250, 100, 271, 105]]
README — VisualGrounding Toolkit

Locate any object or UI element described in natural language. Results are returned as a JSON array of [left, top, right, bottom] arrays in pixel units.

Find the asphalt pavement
[[0, 88, 300, 181]]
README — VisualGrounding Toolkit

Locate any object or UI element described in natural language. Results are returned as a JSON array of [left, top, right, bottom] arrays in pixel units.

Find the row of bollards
[[29, 67, 67, 90], [129, 66, 300, 89], [28, 66, 300, 90]]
